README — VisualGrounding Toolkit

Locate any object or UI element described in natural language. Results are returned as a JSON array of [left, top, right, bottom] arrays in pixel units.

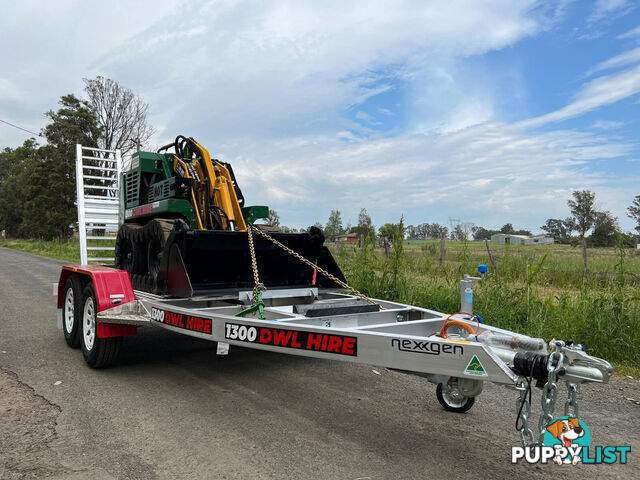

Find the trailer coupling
[[498, 340, 613, 447]]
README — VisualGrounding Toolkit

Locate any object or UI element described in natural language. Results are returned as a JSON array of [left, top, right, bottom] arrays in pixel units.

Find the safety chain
[[564, 382, 579, 418], [537, 350, 562, 443], [233, 225, 268, 320], [516, 386, 536, 446], [246, 224, 266, 300], [515, 349, 573, 447], [249, 225, 382, 308]]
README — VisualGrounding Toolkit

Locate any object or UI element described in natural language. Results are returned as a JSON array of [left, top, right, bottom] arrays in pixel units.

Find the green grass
[[334, 237, 640, 377], [0, 238, 81, 262], [1, 235, 638, 376], [0, 237, 116, 263]]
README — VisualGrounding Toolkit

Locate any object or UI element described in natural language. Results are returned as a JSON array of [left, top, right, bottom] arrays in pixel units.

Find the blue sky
[[1, 0, 639, 233]]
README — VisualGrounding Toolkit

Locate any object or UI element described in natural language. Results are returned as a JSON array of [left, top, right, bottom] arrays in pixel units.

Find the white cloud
[[0, 0, 184, 148], [222, 122, 636, 231], [89, 0, 544, 144], [586, 47, 640, 76], [617, 24, 640, 39], [515, 64, 640, 129], [0, 79, 22, 102], [355, 111, 380, 125], [587, 0, 634, 25], [591, 120, 624, 129]]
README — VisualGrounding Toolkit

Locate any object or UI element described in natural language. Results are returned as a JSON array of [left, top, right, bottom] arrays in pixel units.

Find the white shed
[[491, 233, 554, 245]]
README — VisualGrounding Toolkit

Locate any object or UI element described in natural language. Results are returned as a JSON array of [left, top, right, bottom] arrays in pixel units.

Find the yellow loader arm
[[171, 137, 247, 232]]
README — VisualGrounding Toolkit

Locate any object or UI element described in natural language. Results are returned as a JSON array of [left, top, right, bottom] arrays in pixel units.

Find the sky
[[1, 0, 639, 233]]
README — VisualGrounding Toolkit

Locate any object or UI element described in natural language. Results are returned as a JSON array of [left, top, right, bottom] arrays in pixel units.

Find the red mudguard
[[57, 265, 137, 338]]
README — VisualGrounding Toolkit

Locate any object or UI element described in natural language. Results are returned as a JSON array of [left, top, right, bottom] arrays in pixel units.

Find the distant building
[[491, 233, 554, 245], [335, 233, 358, 244]]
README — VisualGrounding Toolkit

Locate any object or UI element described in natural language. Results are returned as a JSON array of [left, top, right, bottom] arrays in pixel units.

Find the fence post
[[485, 239, 499, 280]]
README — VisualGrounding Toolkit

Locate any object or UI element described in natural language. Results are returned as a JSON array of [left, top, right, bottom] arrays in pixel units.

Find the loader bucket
[[157, 225, 346, 297]]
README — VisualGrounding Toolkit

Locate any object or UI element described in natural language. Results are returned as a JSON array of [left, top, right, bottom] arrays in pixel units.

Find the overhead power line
[[0, 118, 43, 137]]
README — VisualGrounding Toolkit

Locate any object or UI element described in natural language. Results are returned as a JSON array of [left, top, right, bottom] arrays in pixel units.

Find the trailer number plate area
[[150, 307, 212, 334], [225, 323, 357, 356]]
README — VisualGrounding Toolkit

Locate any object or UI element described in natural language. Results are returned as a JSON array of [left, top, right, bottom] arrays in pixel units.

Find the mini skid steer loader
[[115, 135, 345, 297]]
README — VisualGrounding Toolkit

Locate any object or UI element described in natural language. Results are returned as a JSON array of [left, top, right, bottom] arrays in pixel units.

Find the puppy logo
[[544, 416, 591, 465]]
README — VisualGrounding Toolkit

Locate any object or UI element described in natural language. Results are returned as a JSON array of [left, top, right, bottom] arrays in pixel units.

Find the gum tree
[[627, 195, 640, 236], [567, 190, 597, 270]]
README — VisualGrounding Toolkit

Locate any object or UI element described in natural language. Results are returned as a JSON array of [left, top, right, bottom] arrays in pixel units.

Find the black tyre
[[80, 283, 122, 368], [436, 381, 475, 413], [62, 275, 83, 348]]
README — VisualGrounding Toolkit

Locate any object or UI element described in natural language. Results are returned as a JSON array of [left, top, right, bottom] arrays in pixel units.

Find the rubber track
[[119, 219, 175, 294], [115, 223, 143, 273]]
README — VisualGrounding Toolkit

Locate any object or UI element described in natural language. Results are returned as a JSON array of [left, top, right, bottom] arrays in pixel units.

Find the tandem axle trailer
[[57, 144, 613, 448]]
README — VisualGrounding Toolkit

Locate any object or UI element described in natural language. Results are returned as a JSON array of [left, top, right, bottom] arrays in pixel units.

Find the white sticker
[[216, 342, 230, 355]]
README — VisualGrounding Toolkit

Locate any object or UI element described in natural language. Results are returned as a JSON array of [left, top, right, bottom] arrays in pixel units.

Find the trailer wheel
[[62, 275, 82, 348], [436, 379, 475, 413], [80, 283, 122, 368]]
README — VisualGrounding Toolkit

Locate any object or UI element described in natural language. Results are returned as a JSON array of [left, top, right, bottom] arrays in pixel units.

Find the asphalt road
[[1, 247, 638, 480]]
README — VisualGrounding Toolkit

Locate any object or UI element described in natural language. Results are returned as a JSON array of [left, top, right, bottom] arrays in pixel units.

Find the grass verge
[[0, 238, 80, 262]]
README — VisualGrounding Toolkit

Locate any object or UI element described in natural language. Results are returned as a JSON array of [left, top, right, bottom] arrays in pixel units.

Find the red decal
[[342, 337, 356, 355], [225, 324, 357, 356], [131, 205, 154, 217], [327, 336, 341, 353], [272, 329, 292, 346], [150, 308, 212, 335], [260, 328, 272, 343], [307, 333, 322, 350], [203, 319, 212, 334]]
